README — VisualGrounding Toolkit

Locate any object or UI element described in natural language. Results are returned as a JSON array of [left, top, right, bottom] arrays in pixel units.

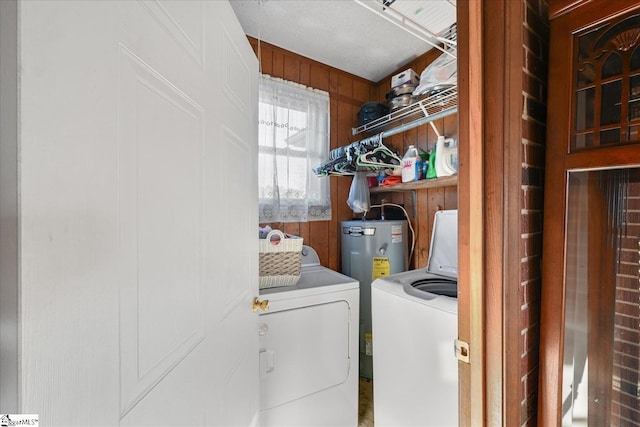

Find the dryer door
[[259, 301, 351, 410]]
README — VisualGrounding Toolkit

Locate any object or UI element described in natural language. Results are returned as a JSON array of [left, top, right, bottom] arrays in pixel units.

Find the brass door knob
[[253, 297, 269, 312]]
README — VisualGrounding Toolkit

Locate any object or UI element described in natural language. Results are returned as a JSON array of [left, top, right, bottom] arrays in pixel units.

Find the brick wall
[[521, 0, 549, 425], [611, 181, 640, 425]]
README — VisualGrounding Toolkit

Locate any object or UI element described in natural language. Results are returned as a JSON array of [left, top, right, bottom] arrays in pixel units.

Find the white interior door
[[14, 1, 259, 425]]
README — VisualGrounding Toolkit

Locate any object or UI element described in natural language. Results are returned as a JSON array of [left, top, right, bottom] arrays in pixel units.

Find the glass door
[[561, 169, 640, 426], [542, 2, 640, 425]]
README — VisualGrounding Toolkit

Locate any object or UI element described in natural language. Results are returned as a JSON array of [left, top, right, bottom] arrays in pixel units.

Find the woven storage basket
[[259, 229, 303, 289]]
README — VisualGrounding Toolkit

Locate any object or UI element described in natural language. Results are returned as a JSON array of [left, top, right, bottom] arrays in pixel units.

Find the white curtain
[[258, 75, 331, 223]]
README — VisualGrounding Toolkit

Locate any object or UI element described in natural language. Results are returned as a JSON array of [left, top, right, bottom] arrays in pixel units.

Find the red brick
[[525, 1, 549, 38], [521, 302, 541, 329], [522, 186, 544, 210], [526, 50, 547, 83], [523, 26, 542, 58], [521, 367, 539, 399], [522, 139, 546, 167], [524, 70, 547, 104], [614, 339, 640, 356], [522, 117, 547, 144], [521, 211, 543, 234], [521, 233, 543, 258], [627, 196, 640, 209], [521, 256, 542, 282], [613, 352, 639, 370], [617, 275, 640, 290], [521, 345, 540, 372], [521, 323, 540, 354], [618, 247, 638, 264], [521, 279, 542, 306]]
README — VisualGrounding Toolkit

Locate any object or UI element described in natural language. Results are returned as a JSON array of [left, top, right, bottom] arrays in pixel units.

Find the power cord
[[369, 203, 416, 265]]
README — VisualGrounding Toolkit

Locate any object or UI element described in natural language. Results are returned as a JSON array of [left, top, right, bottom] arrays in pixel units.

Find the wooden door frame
[[457, 1, 484, 424], [458, 0, 525, 425]]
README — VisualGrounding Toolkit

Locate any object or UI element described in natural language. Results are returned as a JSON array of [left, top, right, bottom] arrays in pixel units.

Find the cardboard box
[[391, 68, 419, 89]]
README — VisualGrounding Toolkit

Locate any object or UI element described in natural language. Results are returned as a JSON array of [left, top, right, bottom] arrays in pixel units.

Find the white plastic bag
[[347, 171, 370, 214], [413, 49, 457, 96]]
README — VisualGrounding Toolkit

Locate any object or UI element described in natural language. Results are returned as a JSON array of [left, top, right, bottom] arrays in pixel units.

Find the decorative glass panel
[[578, 63, 597, 86], [576, 87, 595, 131], [631, 46, 640, 71], [577, 26, 600, 62], [575, 133, 594, 149], [600, 128, 621, 145], [601, 80, 622, 126], [563, 169, 640, 427], [602, 53, 623, 78], [630, 75, 640, 121], [594, 15, 640, 52], [573, 14, 640, 150]]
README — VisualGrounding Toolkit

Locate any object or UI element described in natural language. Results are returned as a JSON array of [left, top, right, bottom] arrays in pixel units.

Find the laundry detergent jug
[[434, 136, 458, 177], [401, 145, 421, 183]]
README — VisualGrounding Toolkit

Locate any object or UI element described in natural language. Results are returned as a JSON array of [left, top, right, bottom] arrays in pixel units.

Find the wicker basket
[[259, 229, 303, 289]]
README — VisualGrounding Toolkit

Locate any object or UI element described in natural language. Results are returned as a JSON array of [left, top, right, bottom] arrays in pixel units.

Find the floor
[[358, 377, 374, 427]]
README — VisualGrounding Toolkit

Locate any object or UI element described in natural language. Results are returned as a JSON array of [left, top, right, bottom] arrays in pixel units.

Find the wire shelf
[[352, 85, 458, 137]]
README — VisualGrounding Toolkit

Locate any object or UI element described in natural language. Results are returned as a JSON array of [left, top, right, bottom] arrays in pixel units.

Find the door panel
[[17, 1, 258, 425], [118, 43, 206, 416], [139, 0, 205, 67], [222, 27, 253, 117], [220, 126, 254, 319]]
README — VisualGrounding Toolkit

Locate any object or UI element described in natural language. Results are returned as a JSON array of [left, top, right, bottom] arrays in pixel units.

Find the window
[[258, 75, 331, 223]]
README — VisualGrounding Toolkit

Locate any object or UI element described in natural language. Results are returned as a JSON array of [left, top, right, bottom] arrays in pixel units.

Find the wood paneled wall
[[249, 37, 458, 271]]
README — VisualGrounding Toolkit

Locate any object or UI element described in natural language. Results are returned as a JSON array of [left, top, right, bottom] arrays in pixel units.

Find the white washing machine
[[371, 209, 458, 427], [258, 245, 359, 427]]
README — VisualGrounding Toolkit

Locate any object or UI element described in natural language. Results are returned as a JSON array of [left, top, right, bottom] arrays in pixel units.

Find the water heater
[[341, 219, 408, 379]]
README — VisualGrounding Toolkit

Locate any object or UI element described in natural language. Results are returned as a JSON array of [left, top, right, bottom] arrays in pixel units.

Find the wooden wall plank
[[272, 49, 284, 78], [261, 44, 273, 76], [415, 191, 430, 268], [299, 61, 310, 87], [338, 72, 353, 98], [309, 220, 329, 267], [309, 66, 330, 92], [353, 79, 370, 104], [329, 69, 339, 95], [283, 54, 299, 82]]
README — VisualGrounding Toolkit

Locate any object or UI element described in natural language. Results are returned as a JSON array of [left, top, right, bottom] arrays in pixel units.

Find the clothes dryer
[[258, 245, 359, 427]]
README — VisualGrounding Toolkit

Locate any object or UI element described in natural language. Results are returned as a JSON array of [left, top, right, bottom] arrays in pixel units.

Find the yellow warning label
[[372, 257, 391, 281]]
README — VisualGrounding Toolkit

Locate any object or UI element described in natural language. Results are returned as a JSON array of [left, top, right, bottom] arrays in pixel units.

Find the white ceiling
[[229, 0, 456, 82]]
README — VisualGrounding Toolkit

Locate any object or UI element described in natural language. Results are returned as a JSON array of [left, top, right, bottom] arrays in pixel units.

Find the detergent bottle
[[401, 145, 420, 183], [434, 136, 458, 177], [426, 148, 437, 179]]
